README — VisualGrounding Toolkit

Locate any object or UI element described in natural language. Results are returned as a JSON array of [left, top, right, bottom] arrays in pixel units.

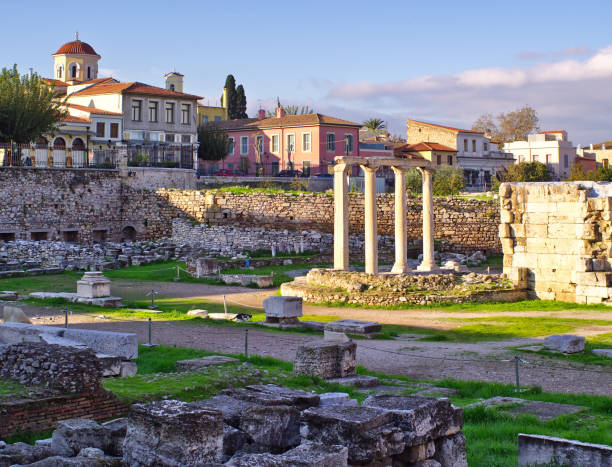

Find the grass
[[0, 379, 31, 399], [513, 341, 612, 367]]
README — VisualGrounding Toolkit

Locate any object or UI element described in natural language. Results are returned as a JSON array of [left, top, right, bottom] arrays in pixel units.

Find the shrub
[[405, 166, 465, 196]]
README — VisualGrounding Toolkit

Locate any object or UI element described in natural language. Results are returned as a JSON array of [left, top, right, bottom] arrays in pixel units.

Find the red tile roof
[[60, 115, 91, 124], [407, 119, 484, 135], [539, 130, 565, 134], [210, 113, 361, 131], [77, 77, 117, 86], [70, 81, 201, 100], [401, 142, 457, 152], [42, 78, 68, 87], [64, 103, 123, 116], [54, 40, 99, 56]]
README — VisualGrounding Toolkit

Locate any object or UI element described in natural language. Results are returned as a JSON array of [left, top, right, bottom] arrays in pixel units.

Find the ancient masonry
[[500, 181, 612, 304], [0, 168, 501, 254]]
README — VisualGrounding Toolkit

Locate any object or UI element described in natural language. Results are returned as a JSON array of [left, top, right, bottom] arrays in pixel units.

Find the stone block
[[499, 183, 512, 198], [319, 392, 350, 407], [263, 296, 303, 323], [433, 433, 468, 467], [518, 433, 612, 467], [325, 374, 380, 388], [195, 257, 220, 277], [63, 328, 138, 360], [543, 334, 585, 354], [593, 349, 612, 358], [300, 405, 404, 465], [498, 224, 511, 238], [120, 361, 137, 377], [1, 305, 31, 324], [278, 442, 349, 466], [323, 330, 349, 342], [500, 238, 514, 253], [592, 258, 607, 272], [101, 418, 127, 457], [500, 210, 514, 224], [50, 419, 111, 457], [575, 285, 610, 299], [324, 319, 381, 335], [76, 272, 111, 299], [122, 400, 224, 466], [525, 224, 548, 238], [294, 341, 356, 379], [175, 356, 240, 371], [510, 223, 526, 238], [227, 384, 320, 410]]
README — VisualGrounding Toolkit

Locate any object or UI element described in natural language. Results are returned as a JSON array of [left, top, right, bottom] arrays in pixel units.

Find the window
[[564, 154, 569, 168], [256, 135, 263, 153], [95, 122, 105, 138], [181, 104, 190, 124], [169, 84, 175, 91], [166, 103, 175, 123], [326, 133, 336, 151], [241, 136, 248, 155], [271, 135, 279, 153], [214, 116, 222, 121], [132, 100, 142, 121], [483, 142, 488, 151], [228, 137, 234, 155], [345, 134, 354, 153], [201, 115, 209, 125], [166, 133, 175, 143], [463, 139, 468, 151], [149, 102, 158, 122], [87, 66, 92, 80], [71, 64, 77, 79], [287, 134, 295, 152], [436, 154, 442, 165], [57, 65, 63, 79], [472, 140, 476, 152], [302, 161, 311, 177], [604, 159, 609, 169], [447, 155, 453, 165], [31, 231, 48, 241], [271, 161, 279, 175], [110, 123, 119, 138], [182, 135, 191, 143], [302, 133, 311, 152]]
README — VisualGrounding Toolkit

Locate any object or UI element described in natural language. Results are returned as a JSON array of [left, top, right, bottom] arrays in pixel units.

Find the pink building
[[201, 107, 370, 176]]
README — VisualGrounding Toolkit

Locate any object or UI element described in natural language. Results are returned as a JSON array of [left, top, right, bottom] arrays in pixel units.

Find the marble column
[[417, 167, 436, 272], [361, 165, 378, 275], [333, 163, 349, 270], [391, 166, 409, 273]]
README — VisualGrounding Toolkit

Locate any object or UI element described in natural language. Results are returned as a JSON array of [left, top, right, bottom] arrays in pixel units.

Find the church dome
[[54, 40, 99, 56]]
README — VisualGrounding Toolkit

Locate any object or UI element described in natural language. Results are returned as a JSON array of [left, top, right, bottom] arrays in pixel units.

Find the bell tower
[[53, 33, 101, 83], [165, 71, 184, 93]]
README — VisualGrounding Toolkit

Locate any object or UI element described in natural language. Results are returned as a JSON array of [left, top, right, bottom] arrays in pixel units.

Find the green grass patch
[[2, 428, 54, 446], [0, 271, 81, 294], [591, 332, 612, 345], [0, 379, 30, 399]]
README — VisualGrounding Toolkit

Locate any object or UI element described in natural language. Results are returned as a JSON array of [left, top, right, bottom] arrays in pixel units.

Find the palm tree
[[362, 118, 386, 135]]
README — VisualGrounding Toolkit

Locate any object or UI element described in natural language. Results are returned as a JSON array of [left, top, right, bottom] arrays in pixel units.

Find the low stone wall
[[0, 343, 102, 393], [0, 390, 128, 438], [122, 167, 197, 190], [518, 433, 612, 466], [282, 269, 527, 306], [501, 182, 612, 304]]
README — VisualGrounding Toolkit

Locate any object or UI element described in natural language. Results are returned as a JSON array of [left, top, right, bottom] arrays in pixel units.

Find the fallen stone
[[96, 354, 123, 377], [324, 319, 381, 335], [50, 419, 111, 457], [279, 442, 348, 466], [326, 374, 380, 388], [101, 418, 127, 457], [323, 330, 349, 342], [119, 361, 137, 377], [2, 305, 31, 324], [318, 392, 350, 407], [0, 442, 52, 465], [294, 340, 356, 379], [77, 447, 105, 458], [176, 356, 240, 371], [0, 290, 18, 300], [208, 312, 238, 321], [263, 296, 303, 323], [235, 384, 320, 410], [434, 433, 468, 467], [299, 320, 326, 331], [518, 433, 612, 467], [593, 348, 612, 358], [186, 309, 208, 318], [543, 334, 585, 353], [122, 400, 224, 466]]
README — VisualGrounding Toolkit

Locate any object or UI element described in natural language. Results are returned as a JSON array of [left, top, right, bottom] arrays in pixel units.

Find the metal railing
[[0, 143, 118, 169], [127, 145, 195, 170]]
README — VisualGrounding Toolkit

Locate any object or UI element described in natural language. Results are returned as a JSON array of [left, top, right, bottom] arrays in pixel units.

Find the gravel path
[[17, 300, 612, 397]]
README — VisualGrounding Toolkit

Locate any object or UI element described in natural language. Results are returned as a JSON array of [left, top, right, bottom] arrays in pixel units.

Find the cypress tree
[[236, 85, 248, 119], [223, 75, 238, 119]]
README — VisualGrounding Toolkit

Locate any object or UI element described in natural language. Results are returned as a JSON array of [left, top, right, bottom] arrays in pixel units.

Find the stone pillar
[[333, 163, 349, 270], [391, 166, 409, 273], [361, 165, 378, 275], [117, 142, 128, 177], [417, 167, 436, 272]]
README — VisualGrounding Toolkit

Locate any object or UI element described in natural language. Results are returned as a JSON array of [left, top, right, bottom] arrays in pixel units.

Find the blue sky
[[2, 0, 612, 143]]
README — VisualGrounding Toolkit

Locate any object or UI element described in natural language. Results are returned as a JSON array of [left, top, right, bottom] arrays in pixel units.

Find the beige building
[[577, 141, 612, 168], [504, 130, 576, 180]]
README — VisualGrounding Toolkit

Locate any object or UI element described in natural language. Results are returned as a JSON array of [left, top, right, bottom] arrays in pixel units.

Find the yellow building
[[196, 87, 228, 126], [52, 33, 101, 83], [395, 142, 457, 167]]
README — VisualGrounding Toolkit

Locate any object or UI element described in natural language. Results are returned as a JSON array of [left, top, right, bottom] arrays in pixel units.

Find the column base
[[417, 262, 439, 272], [391, 263, 410, 274]]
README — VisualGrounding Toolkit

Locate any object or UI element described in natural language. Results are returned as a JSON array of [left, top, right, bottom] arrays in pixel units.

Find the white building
[[504, 130, 576, 180]]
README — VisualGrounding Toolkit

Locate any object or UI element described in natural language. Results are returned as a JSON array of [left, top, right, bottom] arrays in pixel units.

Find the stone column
[[333, 163, 350, 270], [417, 167, 436, 272], [361, 165, 378, 275], [391, 166, 409, 273]]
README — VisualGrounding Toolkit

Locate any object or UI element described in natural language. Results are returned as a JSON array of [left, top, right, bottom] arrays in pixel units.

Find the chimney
[[257, 109, 266, 120], [276, 106, 285, 118]]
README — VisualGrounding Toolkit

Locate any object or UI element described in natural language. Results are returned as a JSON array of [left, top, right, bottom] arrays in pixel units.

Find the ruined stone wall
[[500, 182, 612, 304]]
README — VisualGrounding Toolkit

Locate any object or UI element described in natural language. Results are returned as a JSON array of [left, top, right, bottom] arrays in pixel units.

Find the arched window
[[72, 138, 85, 150], [71, 65, 77, 78], [169, 84, 175, 91], [57, 65, 63, 79], [87, 66, 91, 80], [36, 137, 48, 148], [53, 137, 66, 149]]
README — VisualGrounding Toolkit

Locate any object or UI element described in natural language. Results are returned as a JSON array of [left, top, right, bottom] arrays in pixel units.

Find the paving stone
[[324, 319, 382, 335], [593, 348, 612, 358], [326, 374, 380, 388], [175, 356, 240, 371]]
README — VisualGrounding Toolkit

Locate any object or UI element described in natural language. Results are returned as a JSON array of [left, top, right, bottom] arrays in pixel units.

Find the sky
[[2, 0, 612, 144]]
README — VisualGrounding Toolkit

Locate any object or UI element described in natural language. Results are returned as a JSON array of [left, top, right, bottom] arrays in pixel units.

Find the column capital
[[333, 162, 350, 173], [417, 167, 435, 176], [391, 166, 408, 175], [359, 164, 379, 173]]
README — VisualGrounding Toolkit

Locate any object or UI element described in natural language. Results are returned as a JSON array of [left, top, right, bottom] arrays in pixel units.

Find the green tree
[[362, 118, 386, 135], [197, 124, 230, 163], [567, 163, 612, 182], [235, 84, 248, 119], [267, 104, 314, 117], [472, 105, 540, 147], [404, 166, 465, 196], [504, 161, 551, 182], [222, 75, 238, 119], [0, 65, 65, 143]]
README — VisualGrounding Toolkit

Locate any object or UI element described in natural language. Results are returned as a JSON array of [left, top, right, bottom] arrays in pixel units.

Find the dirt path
[[15, 301, 612, 396]]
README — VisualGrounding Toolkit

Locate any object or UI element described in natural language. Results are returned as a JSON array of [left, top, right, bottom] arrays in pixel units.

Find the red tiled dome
[[54, 40, 99, 56]]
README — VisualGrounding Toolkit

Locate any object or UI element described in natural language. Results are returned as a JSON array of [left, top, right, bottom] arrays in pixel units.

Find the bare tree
[[472, 106, 539, 147]]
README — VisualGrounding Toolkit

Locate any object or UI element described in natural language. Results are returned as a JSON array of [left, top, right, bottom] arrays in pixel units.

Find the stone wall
[[500, 181, 612, 304], [0, 390, 128, 438], [518, 433, 612, 467]]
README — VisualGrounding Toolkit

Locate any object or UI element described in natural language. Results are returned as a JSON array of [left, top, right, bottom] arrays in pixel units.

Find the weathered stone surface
[[122, 400, 224, 466], [434, 433, 468, 467], [323, 330, 349, 342], [222, 424, 251, 459], [0, 343, 102, 393], [101, 418, 127, 457], [318, 392, 350, 407], [263, 296, 303, 320], [0, 442, 52, 466], [324, 319, 381, 335], [119, 361, 137, 377], [175, 356, 240, 371], [14, 455, 122, 466], [50, 419, 110, 457], [231, 384, 320, 410], [362, 395, 463, 446], [76, 272, 111, 299], [1, 305, 31, 324], [294, 340, 356, 378], [593, 348, 612, 358], [279, 442, 348, 466], [543, 334, 585, 353], [0, 291, 18, 300], [300, 405, 404, 465], [225, 452, 284, 466], [96, 354, 122, 377], [518, 433, 612, 467], [326, 375, 380, 388]]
